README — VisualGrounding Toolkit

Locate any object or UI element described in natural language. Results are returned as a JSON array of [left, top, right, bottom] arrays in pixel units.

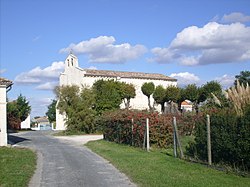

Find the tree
[[93, 79, 123, 114], [56, 85, 97, 133], [141, 82, 155, 110], [235, 70, 250, 87], [46, 100, 57, 123], [165, 86, 181, 114], [198, 81, 222, 103], [7, 94, 31, 130], [120, 82, 136, 109], [153, 85, 166, 112], [182, 84, 200, 113]]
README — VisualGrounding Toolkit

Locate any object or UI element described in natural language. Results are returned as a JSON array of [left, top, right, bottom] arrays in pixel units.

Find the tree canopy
[[235, 70, 250, 87], [93, 79, 123, 114], [120, 82, 136, 109], [141, 82, 155, 110], [7, 94, 31, 130], [46, 100, 57, 123], [56, 85, 97, 133], [198, 81, 222, 103], [153, 85, 166, 112]]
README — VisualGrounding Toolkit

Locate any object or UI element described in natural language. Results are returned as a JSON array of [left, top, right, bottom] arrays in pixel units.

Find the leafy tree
[[141, 82, 155, 110], [120, 82, 136, 109], [198, 81, 222, 103], [7, 94, 31, 130], [181, 84, 200, 113], [165, 86, 181, 114], [56, 85, 97, 133], [153, 85, 166, 112], [235, 70, 250, 87], [165, 86, 180, 103], [46, 100, 57, 123], [93, 79, 123, 114]]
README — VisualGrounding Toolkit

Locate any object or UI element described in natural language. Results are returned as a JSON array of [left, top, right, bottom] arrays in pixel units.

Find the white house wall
[[21, 115, 31, 129], [0, 85, 7, 146]]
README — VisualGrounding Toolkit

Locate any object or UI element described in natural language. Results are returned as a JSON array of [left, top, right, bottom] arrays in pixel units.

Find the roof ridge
[[84, 69, 176, 81]]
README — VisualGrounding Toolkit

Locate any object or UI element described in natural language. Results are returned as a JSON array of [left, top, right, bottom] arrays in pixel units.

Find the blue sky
[[1, 0, 250, 117]]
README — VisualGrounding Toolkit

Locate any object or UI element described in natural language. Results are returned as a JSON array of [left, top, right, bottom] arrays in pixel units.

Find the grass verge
[[86, 140, 250, 187], [53, 130, 102, 136], [0, 147, 36, 187]]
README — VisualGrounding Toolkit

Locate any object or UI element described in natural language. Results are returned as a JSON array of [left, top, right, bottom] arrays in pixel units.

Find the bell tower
[[65, 51, 79, 69]]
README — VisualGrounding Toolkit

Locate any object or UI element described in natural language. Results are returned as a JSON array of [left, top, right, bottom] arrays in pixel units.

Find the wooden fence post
[[173, 117, 184, 159], [146, 118, 150, 152], [173, 117, 177, 158], [207, 114, 212, 166], [131, 118, 134, 146]]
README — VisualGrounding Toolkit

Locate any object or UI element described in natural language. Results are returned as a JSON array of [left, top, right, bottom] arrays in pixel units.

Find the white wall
[[21, 115, 31, 129], [0, 85, 7, 146]]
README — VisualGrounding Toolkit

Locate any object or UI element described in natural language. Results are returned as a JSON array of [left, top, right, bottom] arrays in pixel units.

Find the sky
[[0, 0, 250, 118]]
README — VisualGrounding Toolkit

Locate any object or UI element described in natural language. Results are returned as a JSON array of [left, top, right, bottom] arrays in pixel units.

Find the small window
[[71, 58, 73, 66], [67, 59, 69, 67]]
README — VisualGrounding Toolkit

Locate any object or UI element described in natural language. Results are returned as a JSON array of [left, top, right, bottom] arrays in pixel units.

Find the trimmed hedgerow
[[187, 105, 250, 171], [99, 110, 199, 148]]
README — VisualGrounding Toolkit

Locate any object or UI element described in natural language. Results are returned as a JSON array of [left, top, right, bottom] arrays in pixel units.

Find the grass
[[86, 140, 250, 187], [0, 147, 36, 187], [53, 130, 102, 136]]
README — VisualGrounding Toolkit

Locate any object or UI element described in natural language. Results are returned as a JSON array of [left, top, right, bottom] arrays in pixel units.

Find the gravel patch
[[54, 134, 103, 145]]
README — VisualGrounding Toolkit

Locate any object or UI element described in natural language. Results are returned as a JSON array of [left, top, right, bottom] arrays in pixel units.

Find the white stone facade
[[56, 54, 177, 130], [21, 115, 31, 129], [0, 78, 12, 146]]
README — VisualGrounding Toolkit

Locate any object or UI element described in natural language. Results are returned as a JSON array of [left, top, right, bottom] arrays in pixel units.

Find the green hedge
[[187, 105, 250, 171]]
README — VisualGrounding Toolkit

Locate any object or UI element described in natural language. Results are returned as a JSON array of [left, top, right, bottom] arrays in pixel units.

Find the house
[[31, 116, 51, 130], [21, 115, 31, 129], [181, 100, 193, 112], [56, 53, 177, 130], [0, 77, 13, 146]]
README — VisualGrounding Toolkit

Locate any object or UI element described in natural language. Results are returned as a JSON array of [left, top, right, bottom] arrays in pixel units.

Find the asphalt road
[[8, 131, 136, 187]]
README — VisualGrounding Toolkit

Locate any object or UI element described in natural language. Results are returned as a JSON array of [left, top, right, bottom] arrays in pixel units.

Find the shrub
[[187, 106, 250, 171], [101, 110, 197, 148]]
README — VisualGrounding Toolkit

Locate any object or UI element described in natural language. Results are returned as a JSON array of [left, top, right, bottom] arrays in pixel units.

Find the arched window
[[67, 59, 69, 67], [71, 58, 73, 66]]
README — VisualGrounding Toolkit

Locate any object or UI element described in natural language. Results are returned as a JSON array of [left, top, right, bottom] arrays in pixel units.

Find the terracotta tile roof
[[84, 69, 176, 81], [0, 77, 13, 87], [34, 116, 49, 123]]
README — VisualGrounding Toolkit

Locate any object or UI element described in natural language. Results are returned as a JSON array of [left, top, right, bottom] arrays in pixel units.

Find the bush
[[187, 106, 250, 171], [100, 110, 197, 148]]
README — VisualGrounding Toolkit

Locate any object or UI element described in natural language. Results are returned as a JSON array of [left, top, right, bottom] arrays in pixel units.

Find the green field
[[0, 147, 36, 187], [86, 140, 250, 187]]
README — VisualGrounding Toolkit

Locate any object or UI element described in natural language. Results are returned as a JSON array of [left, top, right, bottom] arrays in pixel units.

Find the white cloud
[[87, 66, 97, 70], [151, 22, 250, 66], [170, 72, 200, 87], [15, 61, 64, 84], [60, 36, 147, 63], [222, 12, 250, 23], [36, 82, 58, 90], [215, 74, 235, 89], [0, 69, 7, 74], [29, 97, 54, 117]]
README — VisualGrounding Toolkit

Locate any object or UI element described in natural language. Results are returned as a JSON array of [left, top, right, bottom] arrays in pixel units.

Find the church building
[[56, 53, 177, 130]]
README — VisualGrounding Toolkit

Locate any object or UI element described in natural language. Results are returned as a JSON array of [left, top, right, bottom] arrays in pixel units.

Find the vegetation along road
[[9, 131, 136, 187]]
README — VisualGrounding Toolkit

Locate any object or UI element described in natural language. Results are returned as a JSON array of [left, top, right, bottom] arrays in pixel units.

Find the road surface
[[8, 131, 136, 187]]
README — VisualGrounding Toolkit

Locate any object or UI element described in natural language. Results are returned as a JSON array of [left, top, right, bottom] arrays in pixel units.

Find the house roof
[[0, 77, 13, 87], [84, 69, 177, 81], [181, 100, 193, 105], [34, 116, 49, 123]]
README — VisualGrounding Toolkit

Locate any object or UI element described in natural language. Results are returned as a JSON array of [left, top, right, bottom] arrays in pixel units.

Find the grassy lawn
[[0, 147, 36, 187], [86, 140, 250, 187]]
